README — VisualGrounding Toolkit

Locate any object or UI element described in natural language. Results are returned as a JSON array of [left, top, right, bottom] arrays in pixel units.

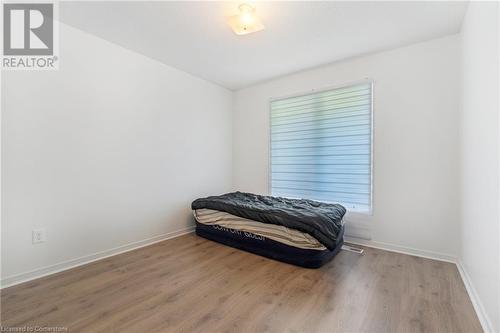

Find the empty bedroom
[[1, 1, 499, 332]]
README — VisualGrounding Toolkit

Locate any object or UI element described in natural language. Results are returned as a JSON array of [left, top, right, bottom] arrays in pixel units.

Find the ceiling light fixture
[[227, 3, 264, 35]]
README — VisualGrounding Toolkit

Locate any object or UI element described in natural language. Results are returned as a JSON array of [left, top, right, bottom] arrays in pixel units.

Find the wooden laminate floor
[[1, 233, 482, 333]]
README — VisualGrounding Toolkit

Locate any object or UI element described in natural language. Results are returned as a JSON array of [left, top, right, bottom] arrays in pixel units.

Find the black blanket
[[191, 192, 346, 250]]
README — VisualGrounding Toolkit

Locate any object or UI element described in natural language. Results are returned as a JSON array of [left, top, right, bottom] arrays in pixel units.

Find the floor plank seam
[[1, 226, 196, 289]]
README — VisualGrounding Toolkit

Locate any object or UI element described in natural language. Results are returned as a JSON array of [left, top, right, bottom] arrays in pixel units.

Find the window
[[270, 82, 372, 212]]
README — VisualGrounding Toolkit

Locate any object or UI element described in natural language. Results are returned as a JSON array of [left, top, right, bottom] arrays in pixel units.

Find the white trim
[[369, 80, 374, 215], [1, 225, 493, 332], [268, 78, 373, 102], [345, 237, 494, 333], [344, 236, 457, 263], [456, 260, 495, 333], [497, 4, 500, 333], [0, 226, 195, 289]]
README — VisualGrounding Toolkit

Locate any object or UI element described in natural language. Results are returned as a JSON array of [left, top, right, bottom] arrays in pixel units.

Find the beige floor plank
[[1, 233, 482, 333]]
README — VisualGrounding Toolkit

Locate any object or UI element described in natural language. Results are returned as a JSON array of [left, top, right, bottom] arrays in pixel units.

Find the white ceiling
[[60, 1, 468, 90]]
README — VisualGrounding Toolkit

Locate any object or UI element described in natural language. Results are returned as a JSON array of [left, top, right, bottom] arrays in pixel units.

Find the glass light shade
[[227, 4, 264, 35]]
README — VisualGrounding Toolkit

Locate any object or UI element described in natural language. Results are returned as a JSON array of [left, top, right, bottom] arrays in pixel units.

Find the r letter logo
[[4, 3, 53, 55], [2, 2, 59, 70]]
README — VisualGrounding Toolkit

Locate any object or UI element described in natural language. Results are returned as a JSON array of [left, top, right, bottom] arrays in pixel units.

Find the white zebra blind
[[270, 82, 372, 212]]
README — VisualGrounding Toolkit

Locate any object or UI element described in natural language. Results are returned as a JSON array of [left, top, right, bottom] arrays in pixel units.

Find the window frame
[[267, 79, 374, 215]]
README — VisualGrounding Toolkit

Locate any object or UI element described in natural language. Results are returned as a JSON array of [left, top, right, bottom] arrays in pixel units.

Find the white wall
[[233, 35, 461, 259], [1, 23, 233, 282], [0, 8, 498, 330], [459, 2, 500, 332]]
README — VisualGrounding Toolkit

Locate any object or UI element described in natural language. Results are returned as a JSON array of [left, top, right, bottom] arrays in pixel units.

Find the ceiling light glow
[[227, 3, 264, 35]]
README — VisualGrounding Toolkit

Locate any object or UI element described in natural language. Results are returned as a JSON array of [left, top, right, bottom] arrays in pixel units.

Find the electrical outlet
[[32, 228, 46, 244]]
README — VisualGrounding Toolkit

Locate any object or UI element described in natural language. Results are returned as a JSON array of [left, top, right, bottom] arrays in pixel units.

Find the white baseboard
[[1, 228, 494, 333], [456, 260, 495, 333], [0, 226, 195, 289], [344, 237, 457, 263], [345, 237, 494, 333]]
